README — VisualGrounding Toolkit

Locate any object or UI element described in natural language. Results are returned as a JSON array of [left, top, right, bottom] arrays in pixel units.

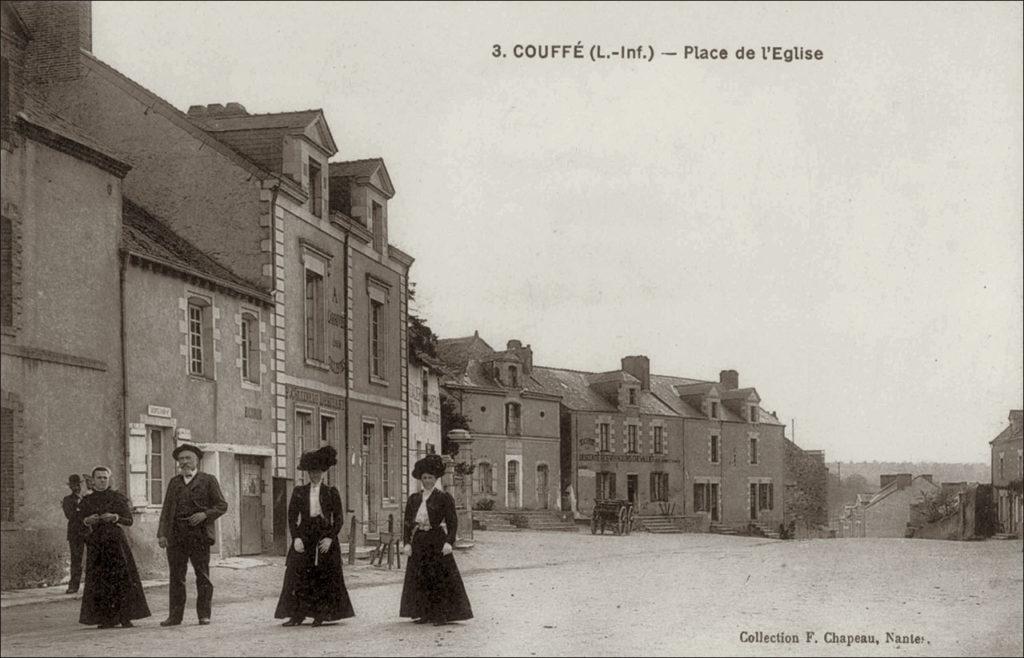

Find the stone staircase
[[476, 510, 578, 532], [635, 516, 688, 533], [709, 523, 740, 536], [473, 512, 519, 532], [710, 522, 781, 539]]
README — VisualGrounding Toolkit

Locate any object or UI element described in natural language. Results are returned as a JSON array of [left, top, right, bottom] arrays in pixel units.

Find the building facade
[[1, 0, 134, 587], [861, 473, 939, 538], [17, 0, 414, 550], [408, 353, 443, 494], [537, 356, 794, 532], [437, 334, 562, 511], [990, 409, 1023, 537], [121, 199, 276, 558]]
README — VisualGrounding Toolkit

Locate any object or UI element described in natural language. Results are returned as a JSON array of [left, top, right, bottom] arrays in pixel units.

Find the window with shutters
[[596, 472, 616, 500], [627, 425, 638, 453], [1, 405, 16, 522], [148, 428, 164, 505], [505, 402, 522, 436], [749, 437, 758, 464], [758, 482, 774, 510], [476, 461, 494, 494], [187, 295, 214, 378], [382, 425, 395, 501], [421, 367, 430, 418], [650, 472, 668, 502], [599, 423, 610, 452], [653, 426, 664, 454], [710, 435, 720, 464], [693, 482, 708, 512], [308, 159, 323, 218], [305, 269, 325, 363], [1, 215, 12, 328], [240, 311, 260, 385]]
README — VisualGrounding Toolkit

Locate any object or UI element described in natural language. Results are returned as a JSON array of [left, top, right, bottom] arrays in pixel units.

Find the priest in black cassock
[[78, 466, 151, 629], [274, 445, 355, 627]]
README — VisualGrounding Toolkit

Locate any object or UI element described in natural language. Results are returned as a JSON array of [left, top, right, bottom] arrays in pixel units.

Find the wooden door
[[239, 456, 264, 555], [710, 483, 720, 522], [627, 474, 638, 503], [536, 464, 549, 509], [750, 483, 758, 520]]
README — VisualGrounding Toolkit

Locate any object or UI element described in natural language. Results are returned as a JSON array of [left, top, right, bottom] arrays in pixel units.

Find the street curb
[[0, 579, 170, 610]]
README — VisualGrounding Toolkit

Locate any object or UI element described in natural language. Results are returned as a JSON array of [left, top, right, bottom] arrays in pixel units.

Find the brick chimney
[[719, 369, 739, 390], [880, 474, 897, 489], [17, 0, 92, 84], [621, 356, 650, 391]]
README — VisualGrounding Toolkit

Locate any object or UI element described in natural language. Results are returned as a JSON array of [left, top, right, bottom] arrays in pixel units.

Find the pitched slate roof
[[990, 409, 1023, 445], [15, 92, 132, 177], [121, 198, 270, 303], [329, 158, 395, 197], [192, 110, 324, 132], [436, 334, 495, 372], [530, 367, 618, 412]]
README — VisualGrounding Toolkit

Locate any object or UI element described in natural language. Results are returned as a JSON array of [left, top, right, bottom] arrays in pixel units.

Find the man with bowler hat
[[61, 474, 87, 594], [157, 443, 228, 626]]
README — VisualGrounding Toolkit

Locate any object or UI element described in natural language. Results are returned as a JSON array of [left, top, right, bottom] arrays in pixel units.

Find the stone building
[[990, 409, 1023, 537], [407, 351, 444, 494], [437, 334, 562, 511], [539, 356, 793, 532], [120, 199, 276, 558], [861, 473, 939, 538], [531, 360, 684, 519], [13, 0, 415, 550], [1, 0, 132, 586]]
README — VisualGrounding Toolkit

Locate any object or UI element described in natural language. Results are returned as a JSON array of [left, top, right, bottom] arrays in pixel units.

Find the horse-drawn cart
[[590, 499, 634, 536]]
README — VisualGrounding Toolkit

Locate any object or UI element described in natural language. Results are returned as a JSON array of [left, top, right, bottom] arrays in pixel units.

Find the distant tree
[[440, 392, 471, 456]]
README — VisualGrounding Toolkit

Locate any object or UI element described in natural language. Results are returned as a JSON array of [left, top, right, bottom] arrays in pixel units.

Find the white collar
[[182, 471, 197, 484]]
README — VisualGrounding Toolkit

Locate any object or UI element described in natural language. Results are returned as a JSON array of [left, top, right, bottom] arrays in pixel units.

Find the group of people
[[64, 444, 473, 630], [64, 443, 227, 628]]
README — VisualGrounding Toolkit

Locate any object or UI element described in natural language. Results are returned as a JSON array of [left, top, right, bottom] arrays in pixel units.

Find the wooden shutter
[[609, 473, 617, 499]]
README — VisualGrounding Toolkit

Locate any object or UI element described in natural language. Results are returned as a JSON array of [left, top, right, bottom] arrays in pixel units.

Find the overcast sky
[[92, 2, 1023, 463]]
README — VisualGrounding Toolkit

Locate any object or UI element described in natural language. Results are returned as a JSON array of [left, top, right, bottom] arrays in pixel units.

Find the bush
[[472, 498, 495, 511]]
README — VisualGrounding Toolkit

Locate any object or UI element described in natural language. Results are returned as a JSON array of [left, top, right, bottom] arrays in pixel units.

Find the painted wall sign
[[578, 453, 680, 464], [148, 405, 172, 418], [244, 406, 263, 420], [176, 428, 192, 440]]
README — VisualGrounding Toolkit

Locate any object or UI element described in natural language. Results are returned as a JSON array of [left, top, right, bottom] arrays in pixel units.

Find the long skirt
[[79, 527, 151, 625], [274, 517, 355, 621], [399, 527, 473, 622]]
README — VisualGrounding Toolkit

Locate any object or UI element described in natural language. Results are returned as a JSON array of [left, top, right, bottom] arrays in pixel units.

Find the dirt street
[[2, 532, 1021, 657]]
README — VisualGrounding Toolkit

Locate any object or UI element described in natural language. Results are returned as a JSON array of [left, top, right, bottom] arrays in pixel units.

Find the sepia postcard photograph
[[0, 1, 1021, 656]]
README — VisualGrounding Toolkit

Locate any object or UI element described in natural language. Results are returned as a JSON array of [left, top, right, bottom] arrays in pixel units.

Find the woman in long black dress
[[274, 446, 355, 627], [399, 454, 473, 626], [78, 466, 151, 628]]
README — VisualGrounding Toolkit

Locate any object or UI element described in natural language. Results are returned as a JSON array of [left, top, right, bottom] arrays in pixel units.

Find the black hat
[[298, 445, 338, 472], [68, 474, 82, 487], [412, 454, 446, 480], [172, 443, 204, 460]]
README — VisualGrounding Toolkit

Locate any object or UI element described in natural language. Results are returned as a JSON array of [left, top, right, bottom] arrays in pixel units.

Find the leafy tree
[[440, 392, 471, 456]]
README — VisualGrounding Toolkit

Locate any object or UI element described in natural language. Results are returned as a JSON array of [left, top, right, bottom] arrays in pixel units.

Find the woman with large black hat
[[274, 445, 355, 627], [399, 454, 473, 626]]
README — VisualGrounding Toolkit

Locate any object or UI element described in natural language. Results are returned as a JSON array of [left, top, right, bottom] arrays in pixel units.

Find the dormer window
[[371, 200, 384, 252], [509, 365, 519, 388], [749, 406, 757, 423], [710, 401, 719, 419], [308, 158, 322, 218], [493, 365, 502, 383], [628, 388, 637, 405]]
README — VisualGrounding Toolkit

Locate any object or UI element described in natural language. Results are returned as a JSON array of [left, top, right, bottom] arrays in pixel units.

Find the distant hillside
[[826, 462, 990, 490]]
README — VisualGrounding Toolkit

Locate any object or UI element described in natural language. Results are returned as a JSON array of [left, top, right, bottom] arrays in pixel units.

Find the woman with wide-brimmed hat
[[399, 454, 473, 626], [274, 445, 355, 627]]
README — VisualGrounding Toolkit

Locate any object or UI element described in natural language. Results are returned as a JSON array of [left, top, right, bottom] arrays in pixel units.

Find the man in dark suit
[[157, 444, 228, 626], [61, 474, 87, 594]]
